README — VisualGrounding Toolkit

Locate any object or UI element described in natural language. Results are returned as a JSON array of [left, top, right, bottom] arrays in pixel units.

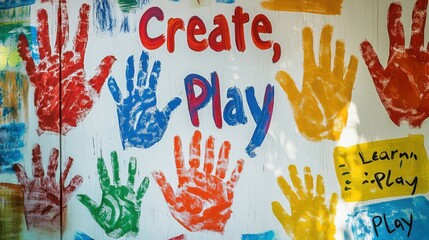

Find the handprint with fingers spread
[[108, 51, 181, 149], [13, 144, 83, 231], [77, 151, 149, 239], [272, 165, 338, 240], [152, 130, 244, 233], [17, 3, 116, 135], [276, 24, 358, 141], [361, 0, 429, 127]]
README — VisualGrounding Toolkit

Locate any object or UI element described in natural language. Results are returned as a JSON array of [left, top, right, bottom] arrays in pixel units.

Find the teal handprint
[[77, 151, 149, 239]]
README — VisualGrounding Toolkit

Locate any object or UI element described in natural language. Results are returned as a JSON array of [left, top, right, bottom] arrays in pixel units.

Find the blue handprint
[[108, 51, 182, 149]]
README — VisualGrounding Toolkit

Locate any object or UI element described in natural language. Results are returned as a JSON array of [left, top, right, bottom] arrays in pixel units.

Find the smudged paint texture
[[77, 151, 150, 239], [334, 134, 429, 202], [13, 145, 83, 231], [169, 234, 186, 240], [0, 123, 25, 173], [348, 196, 429, 239], [0, 3, 35, 71], [261, 0, 343, 15], [242, 230, 276, 240], [0, 0, 35, 9], [74, 231, 94, 240], [152, 130, 244, 233], [94, 0, 116, 33], [0, 183, 24, 239], [361, 0, 429, 127], [108, 51, 181, 150], [17, 4, 116, 135], [272, 165, 338, 240], [276, 25, 358, 141], [0, 71, 28, 123]]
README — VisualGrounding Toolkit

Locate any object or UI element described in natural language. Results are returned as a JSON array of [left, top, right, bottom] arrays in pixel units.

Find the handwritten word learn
[[139, 6, 281, 63]]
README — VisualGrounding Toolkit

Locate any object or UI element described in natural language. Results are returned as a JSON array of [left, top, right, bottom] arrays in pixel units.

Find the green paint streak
[[117, 0, 139, 12], [0, 6, 31, 25], [77, 151, 149, 239], [0, 183, 24, 240]]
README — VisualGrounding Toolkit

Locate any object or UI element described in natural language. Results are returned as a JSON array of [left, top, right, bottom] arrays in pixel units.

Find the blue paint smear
[[108, 51, 181, 149], [347, 196, 429, 239], [74, 231, 94, 240], [216, 0, 235, 3], [0, 0, 35, 9], [223, 87, 247, 126], [94, 0, 116, 33], [242, 230, 276, 240], [120, 14, 130, 33], [245, 84, 274, 158], [0, 123, 25, 173]]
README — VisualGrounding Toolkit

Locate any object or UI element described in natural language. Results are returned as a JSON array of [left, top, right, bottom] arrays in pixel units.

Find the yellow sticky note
[[333, 135, 429, 202]]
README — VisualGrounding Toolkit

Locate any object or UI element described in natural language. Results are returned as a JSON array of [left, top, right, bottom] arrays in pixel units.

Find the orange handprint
[[152, 130, 244, 233], [361, 0, 429, 127], [276, 25, 358, 141], [272, 165, 338, 240]]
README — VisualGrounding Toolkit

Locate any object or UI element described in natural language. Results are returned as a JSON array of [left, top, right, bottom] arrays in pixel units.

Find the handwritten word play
[[185, 72, 274, 157], [372, 213, 413, 238], [363, 170, 418, 196], [139, 6, 281, 63], [334, 135, 429, 202], [348, 196, 429, 239]]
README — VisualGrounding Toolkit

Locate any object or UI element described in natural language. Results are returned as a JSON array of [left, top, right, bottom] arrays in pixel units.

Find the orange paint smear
[[261, 0, 343, 15], [0, 71, 29, 124]]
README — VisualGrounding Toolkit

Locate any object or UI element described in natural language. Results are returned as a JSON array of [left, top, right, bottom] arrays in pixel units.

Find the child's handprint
[[152, 130, 244, 233], [108, 51, 181, 149], [18, 3, 116, 135], [361, 0, 429, 127], [13, 144, 83, 231], [272, 165, 338, 240], [276, 25, 358, 141], [77, 151, 149, 239]]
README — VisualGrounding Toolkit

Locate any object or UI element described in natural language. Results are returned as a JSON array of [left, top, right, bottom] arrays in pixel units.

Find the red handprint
[[361, 0, 429, 127], [18, 3, 116, 135], [152, 130, 244, 233], [13, 144, 83, 231]]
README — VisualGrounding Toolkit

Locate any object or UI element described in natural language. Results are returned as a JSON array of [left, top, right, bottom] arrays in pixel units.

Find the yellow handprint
[[276, 25, 358, 141], [272, 165, 338, 240]]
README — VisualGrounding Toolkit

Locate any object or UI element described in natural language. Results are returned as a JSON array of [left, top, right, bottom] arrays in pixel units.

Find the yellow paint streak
[[276, 25, 358, 141], [334, 135, 429, 202], [0, 71, 29, 124], [0, 183, 24, 239], [272, 165, 338, 240], [261, 0, 343, 15], [0, 45, 23, 70]]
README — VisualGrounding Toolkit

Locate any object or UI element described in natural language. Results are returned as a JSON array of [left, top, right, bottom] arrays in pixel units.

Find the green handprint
[[77, 151, 149, 239]]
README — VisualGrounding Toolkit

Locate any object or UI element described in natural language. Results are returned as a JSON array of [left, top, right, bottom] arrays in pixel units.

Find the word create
[[139, 6, 281, 63], [363, 170, 418, 195], [372, 213, 413, 238], [184, 71, 274, 158]]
